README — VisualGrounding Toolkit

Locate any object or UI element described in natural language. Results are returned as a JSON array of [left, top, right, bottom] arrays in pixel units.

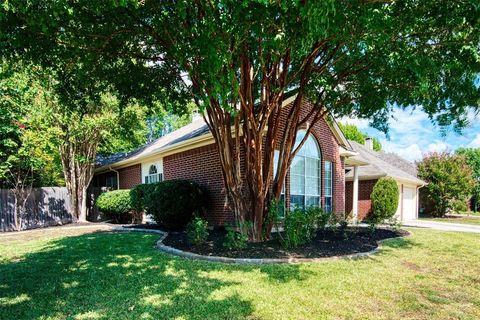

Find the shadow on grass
[[0, 231, 254, 319]]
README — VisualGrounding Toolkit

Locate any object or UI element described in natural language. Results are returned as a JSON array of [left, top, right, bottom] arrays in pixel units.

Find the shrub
[[282, 207, 319, 248], [130, 183, 156, 213], [223, 228, 248, 250], [186, 216, 209, 246], [317, 209, 331, 233], [142, 180, 206, 229], [370, 177, 400, 223], [96, 190, 138, 223]]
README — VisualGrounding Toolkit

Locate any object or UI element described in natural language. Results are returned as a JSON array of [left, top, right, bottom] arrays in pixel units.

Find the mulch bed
[[163, 227, 409, 259]]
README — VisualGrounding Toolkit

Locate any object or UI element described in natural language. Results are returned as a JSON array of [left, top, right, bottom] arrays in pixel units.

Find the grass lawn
[[1, 226, 479, 320], [419, 215, 480, 226]]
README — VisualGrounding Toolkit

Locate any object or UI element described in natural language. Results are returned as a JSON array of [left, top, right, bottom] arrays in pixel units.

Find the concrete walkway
[[403, 220, 480, 233]]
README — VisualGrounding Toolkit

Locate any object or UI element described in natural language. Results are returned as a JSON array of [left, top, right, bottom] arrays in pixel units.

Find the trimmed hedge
[[96, 190, 139, 223], [131, 180, 207, 229], [370, 177, 399, 223]]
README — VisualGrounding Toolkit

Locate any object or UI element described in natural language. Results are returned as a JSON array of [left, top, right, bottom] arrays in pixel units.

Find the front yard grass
[[1, 226, 479, 319], [419, 214, 480, 226]]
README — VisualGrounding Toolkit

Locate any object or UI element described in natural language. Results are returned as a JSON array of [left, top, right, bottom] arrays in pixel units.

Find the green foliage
[[95, 190, 135, 223], [130, 183, 156, 213], [371, 177, 400, 223], [223, 228, 248, 251], [282, 207, 320, 249], [338, 123, 382, 151], [317, 209, 331, 233], [141, 180, 206, 229], [0, 61, 63, 188], [417, 152, 475, 217], [1, 1, 478, 133], [186, 216, 209, 246], [456, 148, 480, 212]]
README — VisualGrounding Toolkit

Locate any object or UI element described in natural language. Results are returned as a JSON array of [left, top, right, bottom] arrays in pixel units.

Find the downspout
[[108, 167, 120, 190], [416, 183, 426, 217]]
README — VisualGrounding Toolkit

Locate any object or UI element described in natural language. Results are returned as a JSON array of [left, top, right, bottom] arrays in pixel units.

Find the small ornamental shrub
[[223, 228, 248, 250], [317, 209, 331, 233], [143, 180, 206, 229], [96, 190, 138, 223], [337, 214, 349, 239], [186, 216, 209, 246], [282, 207, 319, 248], [263, 199, 283, 240], [371, 177, 400, 223]]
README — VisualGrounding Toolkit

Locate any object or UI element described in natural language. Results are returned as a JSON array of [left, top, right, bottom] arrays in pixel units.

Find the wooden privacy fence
[[0, 187, 73, 232]]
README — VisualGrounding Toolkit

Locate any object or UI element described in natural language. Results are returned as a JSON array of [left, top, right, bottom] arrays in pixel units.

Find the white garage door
[[402, 187, 416, 221]]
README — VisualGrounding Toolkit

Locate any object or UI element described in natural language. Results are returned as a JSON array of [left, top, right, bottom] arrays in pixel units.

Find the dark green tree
[[2, 1, 478, 240], [456, 147, 480, 212]]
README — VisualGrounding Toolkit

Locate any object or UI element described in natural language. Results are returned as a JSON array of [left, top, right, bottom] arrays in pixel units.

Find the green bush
[[130, 183, 157, 213], [141, 180, 206, 229], [370, 177, 400, 223], [282, 207, 320, 248], [186, 216, 209, 246], [96, 190, 138, 223], [223, 227, 248, 250]]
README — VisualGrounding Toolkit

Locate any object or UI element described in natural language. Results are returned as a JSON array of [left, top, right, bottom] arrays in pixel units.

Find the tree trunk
[[60, 133, 98, 223]]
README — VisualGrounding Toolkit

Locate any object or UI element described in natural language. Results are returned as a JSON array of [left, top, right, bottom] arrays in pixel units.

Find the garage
[[402, 186, 417, 221]]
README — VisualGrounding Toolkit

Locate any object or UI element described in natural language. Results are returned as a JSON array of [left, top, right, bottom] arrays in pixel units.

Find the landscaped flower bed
[[162, 227, 409, 259]]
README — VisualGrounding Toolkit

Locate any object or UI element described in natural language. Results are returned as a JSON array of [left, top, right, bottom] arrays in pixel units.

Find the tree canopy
[[2, 0, 479, 240]]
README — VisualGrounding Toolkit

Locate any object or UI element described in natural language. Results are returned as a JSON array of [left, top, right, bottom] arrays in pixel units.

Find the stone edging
[[112, 226, 412, 265]]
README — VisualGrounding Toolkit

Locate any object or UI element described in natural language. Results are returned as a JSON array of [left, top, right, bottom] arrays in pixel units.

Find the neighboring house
[[92, 95, 424, 224], [345, 140, 425, 221]]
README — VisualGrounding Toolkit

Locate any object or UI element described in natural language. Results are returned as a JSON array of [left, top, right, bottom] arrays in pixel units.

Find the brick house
[[92, 95, 424, 224]]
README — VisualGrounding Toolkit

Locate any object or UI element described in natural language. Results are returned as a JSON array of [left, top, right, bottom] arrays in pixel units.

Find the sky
[[341, 107, 480, 162]]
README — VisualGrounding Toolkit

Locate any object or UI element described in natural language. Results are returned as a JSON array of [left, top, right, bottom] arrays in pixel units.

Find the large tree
[[456, 147, 480, 212], [417, 152, 475, 217], [1, 1, 478, 240]]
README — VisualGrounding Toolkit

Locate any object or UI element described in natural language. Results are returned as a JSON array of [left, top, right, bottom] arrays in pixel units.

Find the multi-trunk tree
[[2, 0, 479, 240]]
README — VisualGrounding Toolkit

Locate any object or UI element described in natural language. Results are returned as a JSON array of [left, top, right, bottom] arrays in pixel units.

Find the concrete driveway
[[403, 220, 480, 233]]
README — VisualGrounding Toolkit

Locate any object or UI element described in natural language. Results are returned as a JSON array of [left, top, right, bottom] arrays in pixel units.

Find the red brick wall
[[345, 179, 378, 220], [163, 144, 232, 225], [118, 164, 142, 189]]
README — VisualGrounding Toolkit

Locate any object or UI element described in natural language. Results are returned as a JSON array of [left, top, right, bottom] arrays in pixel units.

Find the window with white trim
[[289, 130, 321, 210], [324, 161, 333, 213], [145, 164, 163, 184]]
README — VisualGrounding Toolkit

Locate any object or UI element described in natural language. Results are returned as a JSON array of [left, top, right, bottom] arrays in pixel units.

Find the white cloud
[[426, 142, 450, 153], [382, 141, 423, 162], [468, 134, 480, 148]]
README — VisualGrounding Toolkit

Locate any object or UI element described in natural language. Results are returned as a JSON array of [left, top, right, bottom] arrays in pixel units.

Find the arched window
[[145, 164, 162, 184], [149, 165, 157, 175], [290, 130, 321, 209]]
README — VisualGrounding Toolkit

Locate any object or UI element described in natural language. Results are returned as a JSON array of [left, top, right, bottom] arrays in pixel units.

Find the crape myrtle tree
[[1, 1, 478, 241], [417, 152, 475, 217]]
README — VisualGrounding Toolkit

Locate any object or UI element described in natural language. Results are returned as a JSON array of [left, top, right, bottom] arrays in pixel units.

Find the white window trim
[[324, 161, 333, 213], [142, 160, 164, 184]]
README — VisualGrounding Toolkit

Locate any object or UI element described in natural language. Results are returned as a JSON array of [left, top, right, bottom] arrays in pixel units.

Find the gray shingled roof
[[345, 140, 424, 185], [96, 119, 209, 168]]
